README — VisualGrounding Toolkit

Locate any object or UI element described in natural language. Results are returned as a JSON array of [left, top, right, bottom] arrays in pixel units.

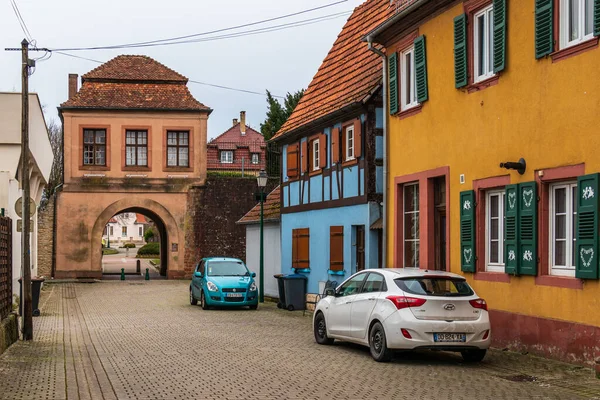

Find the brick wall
[[37, 197, 54, 278], [184, 176, 278, 277]]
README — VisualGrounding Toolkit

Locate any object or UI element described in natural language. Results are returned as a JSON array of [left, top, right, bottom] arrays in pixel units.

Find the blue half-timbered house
[[271, 0, 393, 296]]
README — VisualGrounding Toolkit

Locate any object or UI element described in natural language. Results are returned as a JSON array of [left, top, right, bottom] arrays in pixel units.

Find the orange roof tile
[[237, 186, 281, 224], [272, 0, 407, 140], [60, 55, 210, 112]]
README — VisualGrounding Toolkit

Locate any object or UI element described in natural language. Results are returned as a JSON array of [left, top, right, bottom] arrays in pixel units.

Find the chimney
[[232, 118, 238, 126], [240, 111, 246, 135], [68, 74, 78, 100]]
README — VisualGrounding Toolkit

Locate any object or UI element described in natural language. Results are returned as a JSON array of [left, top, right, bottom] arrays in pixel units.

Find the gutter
[[367, 41, 389, 269], [363, 0, 430, 44]]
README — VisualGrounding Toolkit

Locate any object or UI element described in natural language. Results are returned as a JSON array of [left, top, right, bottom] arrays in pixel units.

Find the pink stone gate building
[[55, 55, 210, 279]]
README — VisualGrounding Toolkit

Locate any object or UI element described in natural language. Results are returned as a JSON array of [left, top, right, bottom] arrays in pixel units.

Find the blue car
[[190, 257, 259, 310]]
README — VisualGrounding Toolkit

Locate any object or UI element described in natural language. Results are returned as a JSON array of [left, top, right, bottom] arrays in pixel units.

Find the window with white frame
[[345, 125, 354, 161], [550, 182, 577, 276], [560, 0, 595, 49], [400, 46, 418, 111], [220, 151, 233, 164], [404, 183, 420, 268], [139, 226, 143, 236], [486, 190, 505, 272], [251, 153, 259, 164], [122, 226, 127, 237], [312, 139, 320, 171], [473, 4, 495, 83]]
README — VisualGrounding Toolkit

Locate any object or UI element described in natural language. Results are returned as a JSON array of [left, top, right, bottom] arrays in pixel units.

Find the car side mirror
[[325, 288, 336, 297], [194, 271, 202, 278], [251, 272, 256, 278]]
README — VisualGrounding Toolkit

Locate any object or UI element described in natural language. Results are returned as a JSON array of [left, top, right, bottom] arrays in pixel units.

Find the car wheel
[[313, 313, 334, 345], [369, 322, 392, 362], [200, 291, 209, 310], [461, 349, 487, 362], [189, 288, 198, 306], [249, 304, 258, 310]]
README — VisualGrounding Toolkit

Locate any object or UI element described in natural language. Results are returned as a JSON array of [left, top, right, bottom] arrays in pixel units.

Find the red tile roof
[[135, 214, 147, 224], [272, 0, 401, 140], [208, 123, 266, 151], [82, 55, 187, 83], [237, 186, 281, 224], [60, 55, 210, 112]]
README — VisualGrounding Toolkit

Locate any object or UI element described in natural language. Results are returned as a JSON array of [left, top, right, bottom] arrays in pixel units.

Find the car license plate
[[433, 333, 466, 342], [226, 293, 243, 298]]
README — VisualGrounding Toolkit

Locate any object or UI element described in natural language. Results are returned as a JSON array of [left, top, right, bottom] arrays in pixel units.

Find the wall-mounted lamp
[[499, 158, 526, 175]]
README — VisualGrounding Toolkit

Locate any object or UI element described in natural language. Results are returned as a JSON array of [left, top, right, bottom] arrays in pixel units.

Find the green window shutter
[[414, 35, 429, 103], [454, 14, 468, 88], [595, 0, 600, 37], [576, 174, 599, 279], [493, 0, 507, 73], [460, 190, 476, 272], [388, 52, 398, 115], [518, 182, 537, 275], [504, 184, 520, 274], [535, 0, 554, 59]]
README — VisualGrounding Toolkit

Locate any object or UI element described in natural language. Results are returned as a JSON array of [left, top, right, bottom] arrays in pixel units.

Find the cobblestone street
[[0, 281, 599, 400]]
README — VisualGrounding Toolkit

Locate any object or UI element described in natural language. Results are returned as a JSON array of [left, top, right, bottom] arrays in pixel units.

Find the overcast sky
[[1, 0, 365, 138]]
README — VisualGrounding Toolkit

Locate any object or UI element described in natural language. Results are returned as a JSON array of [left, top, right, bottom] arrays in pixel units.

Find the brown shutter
[[301, 140, 308, 174], [286, 143, 299, 179], [329, 226, 344, 271], [354, 119, 362, 158], [319, 133, 327, 169], [294, 228, 310, 269], [331, 127, 340, 164]]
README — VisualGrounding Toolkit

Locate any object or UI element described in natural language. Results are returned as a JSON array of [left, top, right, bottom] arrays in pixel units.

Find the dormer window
[[251, 153, 259, 165]]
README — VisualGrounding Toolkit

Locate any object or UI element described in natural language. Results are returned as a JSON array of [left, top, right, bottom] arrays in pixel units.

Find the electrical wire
[[49, 0, 348, 51], [10, 0, 33, 42]]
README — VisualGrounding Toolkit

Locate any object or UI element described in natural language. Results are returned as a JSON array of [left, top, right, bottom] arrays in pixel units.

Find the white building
[[103, 213, 147, 246], [236, 186, 281, 298], [0, 93, 53, 297]]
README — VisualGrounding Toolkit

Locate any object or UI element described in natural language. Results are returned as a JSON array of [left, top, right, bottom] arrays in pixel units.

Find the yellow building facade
[[369, 0, 600, 365]]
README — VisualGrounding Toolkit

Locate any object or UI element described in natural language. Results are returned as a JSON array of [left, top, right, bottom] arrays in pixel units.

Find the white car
[[313, 268, 491, 362]]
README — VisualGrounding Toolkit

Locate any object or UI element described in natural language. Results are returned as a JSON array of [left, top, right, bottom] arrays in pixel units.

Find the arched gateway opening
[[100, 208, 168, 279], [91, 198, 181, 279]]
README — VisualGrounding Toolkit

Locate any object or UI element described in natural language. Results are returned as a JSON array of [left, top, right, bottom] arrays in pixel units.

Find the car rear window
[[394, 277, 474, 297]]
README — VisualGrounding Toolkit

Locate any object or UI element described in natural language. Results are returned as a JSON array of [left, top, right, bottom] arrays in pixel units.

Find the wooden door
[[356, 226, 365, 272]]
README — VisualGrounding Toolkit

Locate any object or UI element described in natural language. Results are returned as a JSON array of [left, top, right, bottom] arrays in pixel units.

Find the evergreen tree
[[260, 89, 304, 141]]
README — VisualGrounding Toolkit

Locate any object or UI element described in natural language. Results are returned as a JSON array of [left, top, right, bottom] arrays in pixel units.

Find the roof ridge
[[82, 54, 188, 83]]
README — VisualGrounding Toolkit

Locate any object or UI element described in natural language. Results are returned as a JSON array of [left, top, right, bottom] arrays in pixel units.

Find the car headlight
[[249, 282, 257, 292], [206, 281, 218, 292]]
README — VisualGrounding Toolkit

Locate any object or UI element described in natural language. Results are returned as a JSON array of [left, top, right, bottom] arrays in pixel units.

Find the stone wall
[[185, 176, 278, 277], [0, 313, 18, 355], [37, 197, 54, 278]]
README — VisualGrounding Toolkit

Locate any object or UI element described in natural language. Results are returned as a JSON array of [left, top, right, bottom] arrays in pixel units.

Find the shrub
[[120, 243, 136, 249], [144, 228, 155, 242], [103, 248, 119, 255], [137, 242, 160, 256]]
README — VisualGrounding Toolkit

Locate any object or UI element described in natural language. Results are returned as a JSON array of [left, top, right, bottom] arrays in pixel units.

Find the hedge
[[137, 242, 160, 256]]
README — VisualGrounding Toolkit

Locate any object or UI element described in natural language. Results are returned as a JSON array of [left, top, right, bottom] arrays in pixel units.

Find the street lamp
[[257, 169, 268, 303]]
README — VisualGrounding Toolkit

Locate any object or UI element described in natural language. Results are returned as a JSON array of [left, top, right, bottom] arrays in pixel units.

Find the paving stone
[[0, 281, 599, 400]]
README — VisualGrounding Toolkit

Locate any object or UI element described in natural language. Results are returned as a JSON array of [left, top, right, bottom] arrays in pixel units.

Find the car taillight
[[482, 330, 490, 340], [401, 328, 412, 339], [386, 295, 426, 310], [469, 298, 488, 311]]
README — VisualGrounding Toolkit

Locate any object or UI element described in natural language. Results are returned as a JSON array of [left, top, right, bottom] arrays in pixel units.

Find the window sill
[[122, 166, 151, 172], [474, 271, 511, 283], [467, 75, 499, 93], [309, 168, 322, 177], [292, 268, 310, 274], [163, 166, 193, 172], [341, 158, 358, 168], [551, 37, 599, 63], [535, 275, 583, 289], [327, 269, 345, 276], [396, 104, 423, 120], [79, 165, 110, 171]]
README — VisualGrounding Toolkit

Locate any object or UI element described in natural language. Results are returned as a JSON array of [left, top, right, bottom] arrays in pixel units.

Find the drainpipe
[[367, 40, 388, 268]]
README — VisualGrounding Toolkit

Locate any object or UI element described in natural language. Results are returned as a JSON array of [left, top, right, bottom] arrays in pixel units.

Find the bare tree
[[40, 119, 63, 209]]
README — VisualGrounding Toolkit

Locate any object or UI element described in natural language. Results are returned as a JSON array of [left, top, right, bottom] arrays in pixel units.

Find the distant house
[[103, 213, 148, 245], [237, 186, 281, 298], [0, 92, 53, 293], [207, 111, 266, 174]]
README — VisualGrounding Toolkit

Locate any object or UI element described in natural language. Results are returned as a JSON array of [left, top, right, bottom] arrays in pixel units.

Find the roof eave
[[58, 106, 213, 115], [236, 217, 281, 225], [363, 0, 430, 44]]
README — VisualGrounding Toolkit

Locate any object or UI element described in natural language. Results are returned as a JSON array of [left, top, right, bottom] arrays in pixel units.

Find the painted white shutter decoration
[[523, 250, 533, 262], [580, 248, 594, 268], [508, 250, 516, 261], [583, 186, 595, 200], [463, 248, 473, 264], [463, 200, 472, 210], [523, 189, 534, 208], [508, 192, 517, 210]]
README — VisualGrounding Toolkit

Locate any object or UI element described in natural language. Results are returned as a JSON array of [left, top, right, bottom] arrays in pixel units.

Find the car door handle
[[368, 298, 376, 301], [345, 301, 352, 304]]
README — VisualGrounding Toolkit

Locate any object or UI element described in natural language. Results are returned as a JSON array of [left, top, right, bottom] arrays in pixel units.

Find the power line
[[49, 0, 349, 51], [10, 0, 33, 42]]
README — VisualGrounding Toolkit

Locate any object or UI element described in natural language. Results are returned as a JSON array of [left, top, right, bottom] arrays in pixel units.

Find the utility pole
[[21, 38, 33, 341]]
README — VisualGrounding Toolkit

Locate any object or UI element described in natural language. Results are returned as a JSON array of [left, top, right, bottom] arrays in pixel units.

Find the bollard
[[145, 268, 150, 281], [121, 268, 125, 281], [136, 260, 141, 274]]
